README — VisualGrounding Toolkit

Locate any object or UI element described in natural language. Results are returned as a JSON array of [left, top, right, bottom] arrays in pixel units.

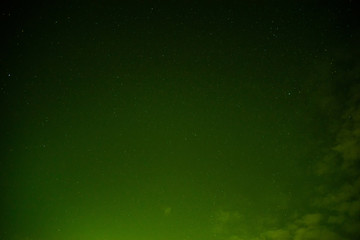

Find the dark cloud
[[211, 51, 360, 240]]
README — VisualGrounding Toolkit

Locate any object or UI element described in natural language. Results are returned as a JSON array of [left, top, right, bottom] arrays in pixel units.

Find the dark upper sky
[[1, 1, 360, 240]]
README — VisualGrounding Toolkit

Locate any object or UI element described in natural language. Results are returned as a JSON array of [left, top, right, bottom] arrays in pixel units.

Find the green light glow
[[1, 1, 359, 240]]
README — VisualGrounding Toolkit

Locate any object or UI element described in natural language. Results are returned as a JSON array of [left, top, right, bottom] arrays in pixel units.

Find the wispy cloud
[[163, 206, 172, 216], [210, 57, 360, 240]]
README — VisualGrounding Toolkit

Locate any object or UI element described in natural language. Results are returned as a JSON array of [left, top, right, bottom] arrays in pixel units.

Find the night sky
[[1, 1, 360, 240]]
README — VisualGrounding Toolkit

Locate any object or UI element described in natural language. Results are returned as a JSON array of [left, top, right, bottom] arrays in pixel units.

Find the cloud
[[163, 206, 172, 216], [297, 213, 323, 227], [315, 154, 340, 175], [293, 226, 343, 240], [263, 229, 291, 240], [228, 235, 245, 240], [255, 216, 343, 240], [207, 56, 360, 240], [310, 75, 360, 239], [212, 210, 242, 235], [298, 87, 360, 240], [327, 215, 345, 224], [217, 210, 231, 223], [210, 57, 360, 240], [337, 199, 360, 217], [342, 220, 360, 235]]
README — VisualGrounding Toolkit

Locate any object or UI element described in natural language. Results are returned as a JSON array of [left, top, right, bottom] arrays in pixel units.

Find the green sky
[[1, 1, 360, 240]]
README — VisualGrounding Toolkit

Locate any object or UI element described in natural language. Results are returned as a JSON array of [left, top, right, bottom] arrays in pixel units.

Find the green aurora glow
[[1, 1, 360, 240]]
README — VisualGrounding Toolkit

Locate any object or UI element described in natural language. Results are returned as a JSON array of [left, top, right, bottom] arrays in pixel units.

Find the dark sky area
[[1, 1, 360, 240]]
